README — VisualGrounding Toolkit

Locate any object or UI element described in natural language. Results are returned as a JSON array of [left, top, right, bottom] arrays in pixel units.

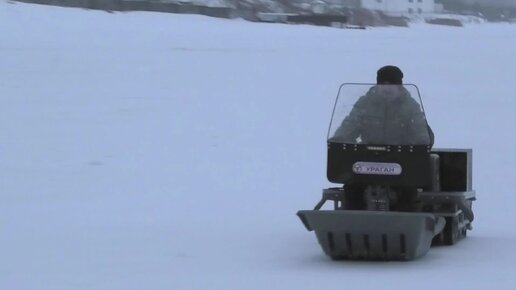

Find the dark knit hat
[[377, 65, 403, 85]]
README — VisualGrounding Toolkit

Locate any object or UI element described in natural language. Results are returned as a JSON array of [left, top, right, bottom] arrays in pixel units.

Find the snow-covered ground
[[1, 1, 516, 289]]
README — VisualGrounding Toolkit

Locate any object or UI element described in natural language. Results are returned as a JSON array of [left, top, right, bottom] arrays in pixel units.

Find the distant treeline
[[14, 0, 235, 18], [437, 0, 516, 21]]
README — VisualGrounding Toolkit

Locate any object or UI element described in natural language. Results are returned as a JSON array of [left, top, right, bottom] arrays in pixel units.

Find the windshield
[[327, 83, 431, 146]]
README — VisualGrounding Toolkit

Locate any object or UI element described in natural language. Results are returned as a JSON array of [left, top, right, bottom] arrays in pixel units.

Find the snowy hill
[[1, 1, 516, 289]]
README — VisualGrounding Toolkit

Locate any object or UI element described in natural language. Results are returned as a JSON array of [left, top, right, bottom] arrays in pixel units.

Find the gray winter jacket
[[331, 86, 434, 146]]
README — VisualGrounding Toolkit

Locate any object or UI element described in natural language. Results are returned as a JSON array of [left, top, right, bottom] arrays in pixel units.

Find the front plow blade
[[297, 210, 445, 261]]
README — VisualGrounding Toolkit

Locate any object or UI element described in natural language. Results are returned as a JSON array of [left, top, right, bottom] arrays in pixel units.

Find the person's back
[[332, 65, 433, 146]]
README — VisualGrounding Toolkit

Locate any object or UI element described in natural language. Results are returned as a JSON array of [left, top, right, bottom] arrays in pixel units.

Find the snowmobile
[[297, 83, 475, 261]]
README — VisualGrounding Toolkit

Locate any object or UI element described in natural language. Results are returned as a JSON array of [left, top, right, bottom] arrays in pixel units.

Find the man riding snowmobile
[[330, 65, 434, 211]]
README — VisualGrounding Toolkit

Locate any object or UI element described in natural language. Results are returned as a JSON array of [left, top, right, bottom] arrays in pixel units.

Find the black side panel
[[433, 149, 472, 191]]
